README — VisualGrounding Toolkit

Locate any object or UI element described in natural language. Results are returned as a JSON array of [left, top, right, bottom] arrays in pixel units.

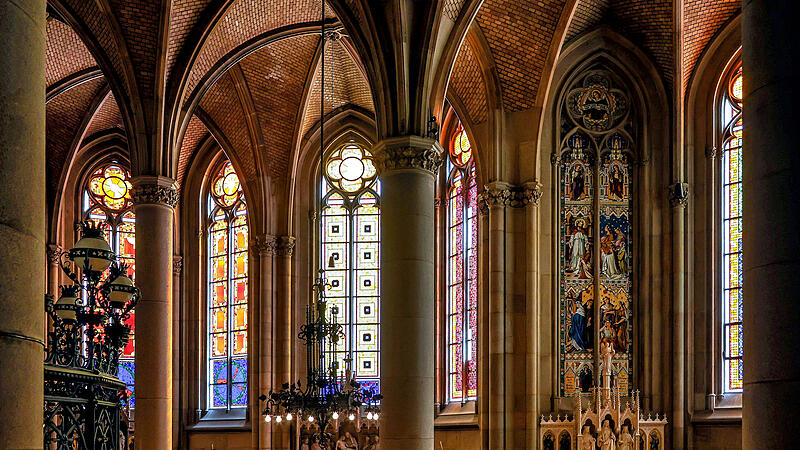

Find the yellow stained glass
[[86, 164, 133, 212]]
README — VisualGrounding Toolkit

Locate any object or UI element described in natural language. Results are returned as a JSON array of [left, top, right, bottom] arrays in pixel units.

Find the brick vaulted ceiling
[[46, 0, 741, 197]]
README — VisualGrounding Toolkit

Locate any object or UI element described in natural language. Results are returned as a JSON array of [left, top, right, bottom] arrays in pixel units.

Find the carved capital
[[46, 243, 63, 265], [520, 181, 544, 207], [131, 176, 179, 208], [668, 182, 689, 208], [479, 181, 543, 209], [252, 234, 277, 257], [275, 236, 296, 257], [478, 182, 514, 210], [173, 255, 183, 276], [373, 136, 444, 174]]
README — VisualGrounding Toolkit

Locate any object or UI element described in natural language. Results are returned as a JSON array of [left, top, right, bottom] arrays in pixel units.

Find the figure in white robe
[[569, 225, 590, 278]]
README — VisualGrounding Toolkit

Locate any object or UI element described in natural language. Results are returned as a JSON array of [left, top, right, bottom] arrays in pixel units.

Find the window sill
[[187, 408, 251, 432], [435, 401, 478, 428], [690, 394, 742, 424]]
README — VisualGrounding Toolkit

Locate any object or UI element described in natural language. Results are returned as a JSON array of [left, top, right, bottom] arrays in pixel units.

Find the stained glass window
[[722, 65, 743, 392], [82, 163, 137, 407], [446, 124, 478, 402], [207, 161, 249, 409], [557, 71, 634, 396], [320, 143, 381, 395]]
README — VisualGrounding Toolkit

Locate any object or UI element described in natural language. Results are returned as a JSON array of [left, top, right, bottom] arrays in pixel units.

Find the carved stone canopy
[[372, 135, 444, 174], [131, 176, 179, 208]]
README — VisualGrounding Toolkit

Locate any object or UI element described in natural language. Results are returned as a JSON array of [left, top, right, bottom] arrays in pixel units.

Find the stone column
[[0, 0, 46, 447], [742, 2, 800, 448], [272, 235, 295, 450], [252, 234, 275, 449], [132, 177, 178, 449], [522, 181, 543, 450], [479, 182, 510, 449], [46, 244, 62, 297], [374, 136, 443, 450], [172, 255, 182, 450]]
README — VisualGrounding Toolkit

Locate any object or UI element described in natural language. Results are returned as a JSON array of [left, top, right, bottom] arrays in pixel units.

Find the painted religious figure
[[336, 431, 358, 450], [568, 218, 592, 278], [608, 164, 625, 200], [568, 294, 592, 351], [571, 164, 586, 200]]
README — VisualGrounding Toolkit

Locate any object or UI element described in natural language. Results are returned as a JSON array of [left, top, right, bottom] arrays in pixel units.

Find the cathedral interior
[[0, 0, 797, 448]]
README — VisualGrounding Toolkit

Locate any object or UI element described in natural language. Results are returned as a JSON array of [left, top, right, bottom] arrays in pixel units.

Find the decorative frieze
[[373, 136, 444, 174], [131, 176, 179, 208]]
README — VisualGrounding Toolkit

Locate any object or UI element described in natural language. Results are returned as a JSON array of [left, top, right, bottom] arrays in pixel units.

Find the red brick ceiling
[[183, 0, 335, 104], [46, 17, 97, 88], [300, 38, 374, 143], [682, 0, 740, 95], [84, 91, 124, 140], [46, 77, 107, 207], [176, 114, 210, 189], [447, 39, 488, 125]]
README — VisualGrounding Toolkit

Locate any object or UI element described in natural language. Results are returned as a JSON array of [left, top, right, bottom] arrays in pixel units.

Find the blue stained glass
[[213, 360, 228, 384], [232, 357, 247, 383], [212, 384, 228, 408], [232, 383, 248, 406], [359, 379, 380, 396], [118, 361, 135, 408]]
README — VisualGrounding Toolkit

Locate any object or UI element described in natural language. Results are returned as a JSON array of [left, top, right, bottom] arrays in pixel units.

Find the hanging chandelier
[[259, 270, 381, 446], [259, 2, 380, 446]]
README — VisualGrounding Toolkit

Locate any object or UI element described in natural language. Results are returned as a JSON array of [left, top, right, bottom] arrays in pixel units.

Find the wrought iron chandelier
[[44, 221, 139, 449], [260, 268, 381, 446], [259, 3, 380, 445]]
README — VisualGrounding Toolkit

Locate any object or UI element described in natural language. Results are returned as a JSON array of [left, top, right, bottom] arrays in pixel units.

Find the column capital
[[274, 236, 296, 257], [131, 176, 179, 208], [252, 234, 277, 256], [172, 255, 183, 276], [373, 135, 444, 174], [478, 180, 543, 210], [46, 243, 63, 265], [668, 182, 689, 208]]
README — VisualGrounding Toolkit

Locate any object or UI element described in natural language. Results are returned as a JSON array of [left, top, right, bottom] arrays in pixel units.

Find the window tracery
[[557, 70, 635, 396], [445, 123, 478, 402], [82, 162, 137, 407], [320, 142, 381, 395], [206, 161, 249, 409], [721, 65, 743, 393]]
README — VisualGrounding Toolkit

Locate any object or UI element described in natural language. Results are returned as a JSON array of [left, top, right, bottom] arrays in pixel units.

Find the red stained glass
[[206, 160, 249, 408], [447, 139, 479, 402]]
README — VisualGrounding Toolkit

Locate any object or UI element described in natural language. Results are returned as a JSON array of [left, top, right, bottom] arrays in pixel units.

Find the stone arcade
[[0, 0, 797, 448]]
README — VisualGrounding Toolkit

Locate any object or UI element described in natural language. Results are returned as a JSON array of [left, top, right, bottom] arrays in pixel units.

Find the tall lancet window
[[320, 142, 381, 395], [206, 161, 249, 409], [721, 65, 743, 393], [446, 124, 478, 402], [81, 162, 137, 406], [556, 70, 635, 396]]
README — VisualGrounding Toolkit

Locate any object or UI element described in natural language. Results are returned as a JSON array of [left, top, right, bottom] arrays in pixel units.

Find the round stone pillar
[[375, 136, 443, 450], [742, 1, 800, 448], [132, 177, 178, 448], [0, 0, 46, 447]]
